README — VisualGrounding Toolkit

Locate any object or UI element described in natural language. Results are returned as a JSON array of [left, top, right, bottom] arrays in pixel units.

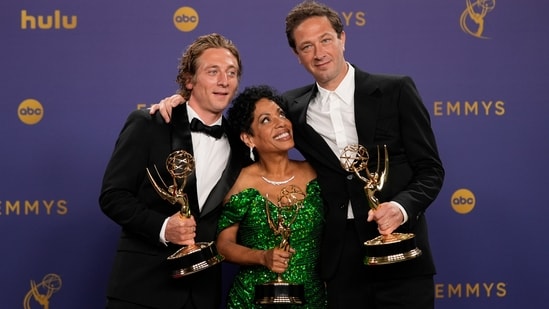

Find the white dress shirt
[[307, 64, 358, 218], [186, 105, 230, 210]]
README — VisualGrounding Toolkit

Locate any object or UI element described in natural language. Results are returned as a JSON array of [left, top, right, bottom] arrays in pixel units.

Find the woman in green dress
[[217, 85, 327, 308]]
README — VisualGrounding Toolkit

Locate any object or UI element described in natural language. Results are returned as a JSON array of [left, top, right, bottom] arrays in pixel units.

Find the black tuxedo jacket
[[99, 104, 244, 308], [283, 66, 444, 282]]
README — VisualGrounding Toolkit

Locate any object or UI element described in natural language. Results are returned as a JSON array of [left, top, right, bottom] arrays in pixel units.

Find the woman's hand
[[149, 94, 185, 123], [263, 247, 295, 273]]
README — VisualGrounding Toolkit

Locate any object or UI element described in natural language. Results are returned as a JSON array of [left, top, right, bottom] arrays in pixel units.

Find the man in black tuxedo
[[282, 1, 445, 308], [99, 33, 245, 309]]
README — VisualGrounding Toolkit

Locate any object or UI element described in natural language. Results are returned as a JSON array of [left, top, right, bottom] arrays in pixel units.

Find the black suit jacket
[[99, 104, 243, 308], [282, 66, 444, 282]]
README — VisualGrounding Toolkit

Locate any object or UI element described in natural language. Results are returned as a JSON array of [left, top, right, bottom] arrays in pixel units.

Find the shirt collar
[[316, 62, 355, 105]]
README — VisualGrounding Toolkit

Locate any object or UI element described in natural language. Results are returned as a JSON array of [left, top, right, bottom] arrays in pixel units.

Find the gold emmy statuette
[[340, 144, 422, 266], [146, 150, 224, 278], [254, 185, 305, 305]]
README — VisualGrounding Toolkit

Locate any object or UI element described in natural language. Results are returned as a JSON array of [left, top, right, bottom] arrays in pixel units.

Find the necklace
[[261, 175, 295, 186]]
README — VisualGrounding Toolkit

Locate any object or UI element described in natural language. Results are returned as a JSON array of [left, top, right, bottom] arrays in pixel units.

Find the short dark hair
[[285, 0, 344, 53]]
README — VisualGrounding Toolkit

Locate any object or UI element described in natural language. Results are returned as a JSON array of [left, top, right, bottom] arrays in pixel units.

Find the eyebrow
[[258, 107, 282, 117], [202, 64, 238, 71]]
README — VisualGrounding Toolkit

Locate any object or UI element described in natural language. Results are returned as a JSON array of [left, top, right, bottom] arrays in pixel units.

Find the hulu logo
[[21, 10, 77, 30]]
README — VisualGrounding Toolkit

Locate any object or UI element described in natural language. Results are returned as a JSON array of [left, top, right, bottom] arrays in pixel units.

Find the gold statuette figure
[[254, 185, 305, 304], [340, 144, 422, 265], [146, 150, 224, 277]]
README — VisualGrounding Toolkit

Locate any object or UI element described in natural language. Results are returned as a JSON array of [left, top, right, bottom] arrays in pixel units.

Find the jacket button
[[346, 174, 353, 180]]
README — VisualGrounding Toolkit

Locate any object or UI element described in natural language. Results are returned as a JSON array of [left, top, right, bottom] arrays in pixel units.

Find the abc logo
[[18, 98, 44, 125], [173, 7, 199, 32], [451, 188, 475, 214]]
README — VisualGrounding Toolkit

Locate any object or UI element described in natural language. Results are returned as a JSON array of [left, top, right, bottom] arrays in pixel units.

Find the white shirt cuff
[[159, 217, 169, 246]]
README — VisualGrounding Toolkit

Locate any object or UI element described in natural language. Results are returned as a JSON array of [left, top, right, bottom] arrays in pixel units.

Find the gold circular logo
[[451, 188, 476, 214], [18, 98, 44, 125], [173, 7, 199, 32]]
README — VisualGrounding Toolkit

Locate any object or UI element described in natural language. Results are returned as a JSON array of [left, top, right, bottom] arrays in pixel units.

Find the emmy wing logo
[[23, 274, 62, 309], [460, 0, 496, 39]]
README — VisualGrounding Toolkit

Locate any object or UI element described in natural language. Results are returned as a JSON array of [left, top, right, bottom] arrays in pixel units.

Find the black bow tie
[[190, 118, 224, 139]]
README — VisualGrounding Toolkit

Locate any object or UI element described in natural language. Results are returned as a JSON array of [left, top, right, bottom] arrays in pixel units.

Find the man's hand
[[367, 202, 404, 235], [149, 94, 185, 123], [164, 213, 196, 245]]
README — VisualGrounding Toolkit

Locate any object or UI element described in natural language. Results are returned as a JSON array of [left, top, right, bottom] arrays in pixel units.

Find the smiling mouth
[[274, 132, 290, 140], [213, 91, 228, 95]]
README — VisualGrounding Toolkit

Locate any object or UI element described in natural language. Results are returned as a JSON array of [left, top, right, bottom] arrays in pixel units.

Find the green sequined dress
[[217, 180, 327, 309]]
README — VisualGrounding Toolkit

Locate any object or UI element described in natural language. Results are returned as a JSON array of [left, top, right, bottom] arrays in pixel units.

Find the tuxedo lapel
[[170, 103, 200, 217], [353, 68, 380, 147]]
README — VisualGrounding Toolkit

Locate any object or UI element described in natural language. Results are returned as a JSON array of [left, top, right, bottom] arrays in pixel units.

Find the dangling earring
[[249, 146, 255, 162]]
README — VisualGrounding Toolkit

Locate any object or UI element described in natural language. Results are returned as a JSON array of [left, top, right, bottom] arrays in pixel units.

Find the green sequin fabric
[[218, 180, 327, 308]]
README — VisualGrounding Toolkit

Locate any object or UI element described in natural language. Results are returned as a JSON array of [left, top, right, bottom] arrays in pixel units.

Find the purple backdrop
[[2, 0, 548, 308]]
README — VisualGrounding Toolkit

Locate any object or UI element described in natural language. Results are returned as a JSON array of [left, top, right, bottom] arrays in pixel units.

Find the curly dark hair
[[285, 0, 344, 53], [175, 33, 243, 101], [227, 85, 286, 136]]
